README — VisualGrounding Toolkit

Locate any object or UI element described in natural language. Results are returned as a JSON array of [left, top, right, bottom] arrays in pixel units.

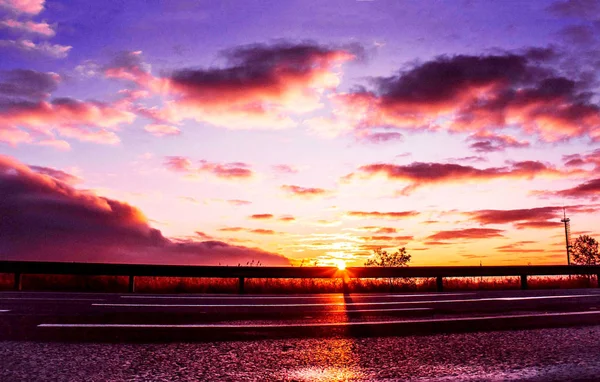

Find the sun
[[335, 260, 346, 270]]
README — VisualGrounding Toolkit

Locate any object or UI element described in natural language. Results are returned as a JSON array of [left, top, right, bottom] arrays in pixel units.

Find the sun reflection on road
[[278, 292, 372, 381]]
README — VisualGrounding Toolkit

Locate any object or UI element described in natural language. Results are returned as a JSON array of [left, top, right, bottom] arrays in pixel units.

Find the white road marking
[[0, 310, 9, 313], [0, 298, 104, 301], [95, 294, 597, 308], [120, 293, 472, 300], [37, 310, 600, 329]]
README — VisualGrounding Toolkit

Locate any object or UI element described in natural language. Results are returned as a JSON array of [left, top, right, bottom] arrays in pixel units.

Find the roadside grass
[[0, 273, 597, 293]]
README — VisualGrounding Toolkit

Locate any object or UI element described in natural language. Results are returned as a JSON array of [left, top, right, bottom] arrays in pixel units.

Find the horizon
[[1, 0, 599, 267]]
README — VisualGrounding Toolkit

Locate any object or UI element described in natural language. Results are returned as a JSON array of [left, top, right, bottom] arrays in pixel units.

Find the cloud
[[249, 214, 273, 220], [227, 199, 252, 206], [272, 164, 298, 174], [356, 131, 403, 144], [334, 49, 600, 142], [0, 39, 71, 58], [347, 160, 558, 194], [548, 0, 600, 19], [218, 227, 279, 235], [0, 155, 289, 265], [359, 226, 398, 234], [513, 221, 563, 229], [194, 231, 213, 240], [0, 69, 60, 100], [164, 156, 254, 179], [426, 228, 504, 241], [281, 184, 330, 198], [279, 215, 296, 222], [0, 19, 54, 36], [467, 206, 564, 225], [346, 211, 419, 219], [562, 148, 600, 171], [29, 165, 81, 184], [542, 178, 600, 199], [466, 205, 599, 229], [363, 235, 413, 242], [106, 43, 361, 130], [0, 97, 135, 146], [144, 123, 181, 137], [0, 0, 45, 14], [467, 132, 530, 153]]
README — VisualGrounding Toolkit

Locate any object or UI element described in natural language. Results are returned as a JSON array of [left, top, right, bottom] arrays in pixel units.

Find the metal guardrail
[[1, 261, 599, 293]]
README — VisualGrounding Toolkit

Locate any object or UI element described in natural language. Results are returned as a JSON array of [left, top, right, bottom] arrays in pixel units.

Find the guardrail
[[1, 261, 599, 293]]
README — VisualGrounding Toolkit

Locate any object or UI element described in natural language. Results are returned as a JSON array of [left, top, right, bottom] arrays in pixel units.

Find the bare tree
[[364, 247, 411, 267], [364, 247, 412, 290], [571, 235, 600, 265]]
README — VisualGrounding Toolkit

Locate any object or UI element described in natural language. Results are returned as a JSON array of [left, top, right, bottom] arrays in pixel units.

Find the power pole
[[561, 208, 572, 265]]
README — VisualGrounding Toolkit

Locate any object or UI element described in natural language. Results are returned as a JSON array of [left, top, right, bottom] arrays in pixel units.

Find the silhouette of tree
[[365, 247, 411, 267], [571, 235, 600, 265], [364, 247, 412, 291]]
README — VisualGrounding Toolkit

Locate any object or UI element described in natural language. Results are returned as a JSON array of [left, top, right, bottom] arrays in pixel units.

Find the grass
[[0, 273, 598, 293]]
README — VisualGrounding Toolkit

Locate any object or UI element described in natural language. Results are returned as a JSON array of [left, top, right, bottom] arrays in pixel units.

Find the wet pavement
[[2, 326, 600, 381]]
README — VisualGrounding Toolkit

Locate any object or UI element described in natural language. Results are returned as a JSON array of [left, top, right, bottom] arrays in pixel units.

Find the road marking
[[0, 310, 9, 313], [37, 310, 600, 329], [0, 298, 104, 301], [95, 302, 433, 308], [120, 293, 471, 300], [95, 294, 595, 308]]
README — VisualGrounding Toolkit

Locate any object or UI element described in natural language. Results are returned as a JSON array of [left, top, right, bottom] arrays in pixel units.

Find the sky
[[1, 0, 599, 267]]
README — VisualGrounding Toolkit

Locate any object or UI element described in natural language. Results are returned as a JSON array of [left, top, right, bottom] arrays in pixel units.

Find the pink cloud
[[281, 184, 330, 198], [0, 19, 54, 36], [0, 0, 44, 14], [144, 124, 181, 137], [164, 156, 254, 179], [105, 43, 362, 130]]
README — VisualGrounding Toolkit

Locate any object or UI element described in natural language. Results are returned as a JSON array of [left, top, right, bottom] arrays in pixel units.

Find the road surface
[[2, 289, 600, 380]]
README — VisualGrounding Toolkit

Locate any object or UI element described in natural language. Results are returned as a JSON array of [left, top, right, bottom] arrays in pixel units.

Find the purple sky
[[1, 0, 599, 266]]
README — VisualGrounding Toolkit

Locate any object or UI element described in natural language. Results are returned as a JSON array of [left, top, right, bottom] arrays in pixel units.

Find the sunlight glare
[[335, 260, 346, 270]]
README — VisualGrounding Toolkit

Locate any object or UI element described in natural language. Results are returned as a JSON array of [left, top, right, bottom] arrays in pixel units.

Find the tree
[[571, 235, 600, 265], [365, 247, 411, 267]]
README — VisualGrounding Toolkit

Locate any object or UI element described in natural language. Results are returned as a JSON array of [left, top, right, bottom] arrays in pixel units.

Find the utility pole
[[561, 208, 572, 265]]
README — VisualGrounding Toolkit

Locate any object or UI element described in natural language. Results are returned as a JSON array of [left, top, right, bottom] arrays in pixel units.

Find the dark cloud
[[0, 155, 289, 265], [337, 49, 600, 142], [0, 69, 60, 100], [548, 0, 600, 19], [108, 43, 362, 129], [467, 133, 530, 153], [545, 178, 600, 199], [348, 160, 557, 194]]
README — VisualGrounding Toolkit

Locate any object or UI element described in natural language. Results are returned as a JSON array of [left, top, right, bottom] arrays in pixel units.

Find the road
[[2, 289, 600, 380]]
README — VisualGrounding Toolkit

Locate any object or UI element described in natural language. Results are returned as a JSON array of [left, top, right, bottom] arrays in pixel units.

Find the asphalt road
[[3, 289, 600, 381], [2, 288, 600, 342]]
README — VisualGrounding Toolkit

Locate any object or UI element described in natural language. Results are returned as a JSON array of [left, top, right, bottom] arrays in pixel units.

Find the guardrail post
[[238, 277, 245, 294], [520, 275, 528, 290], [128, 275, 135, 293], [436, 276, 443, 292], [14, 272, 21, 291]]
